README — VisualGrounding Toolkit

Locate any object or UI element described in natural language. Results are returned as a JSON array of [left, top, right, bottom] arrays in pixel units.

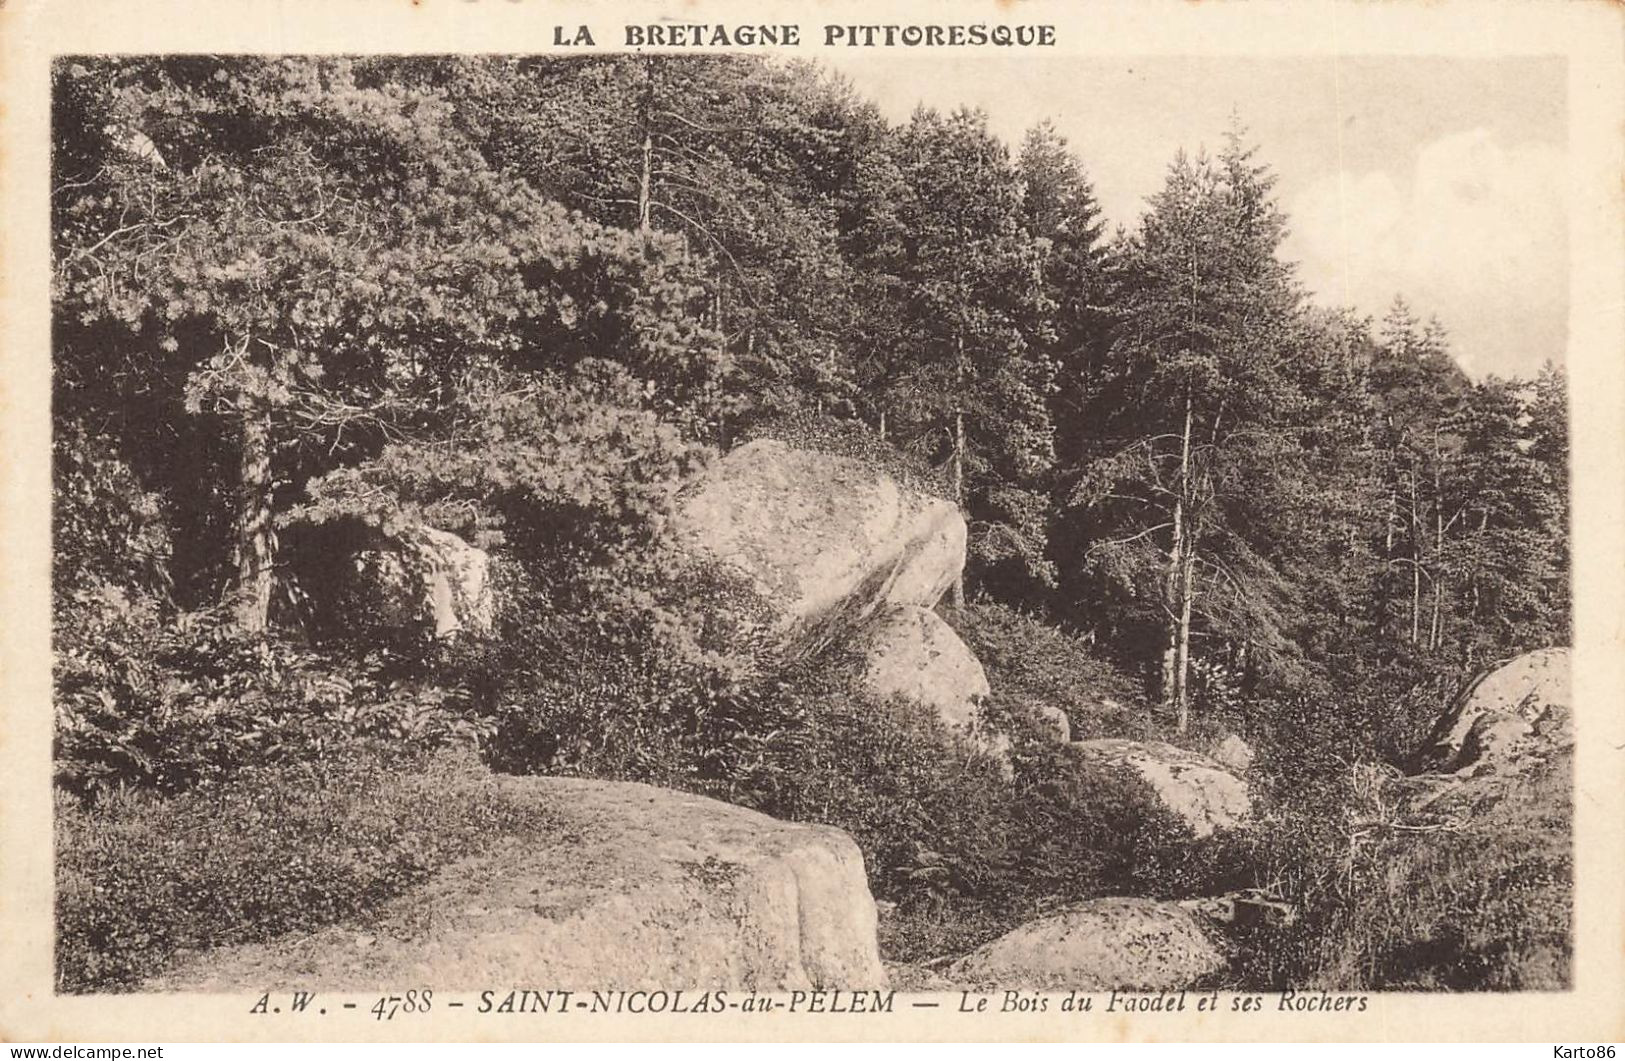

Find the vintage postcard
[[1, 0, 1622, 1044]]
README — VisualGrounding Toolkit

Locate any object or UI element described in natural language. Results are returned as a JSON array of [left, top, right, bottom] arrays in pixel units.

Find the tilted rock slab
[[145, 778, 887, 992], [671, 440, 964, 653], [1413, 646, 1571, 774], [1069, 739, 1252, 839], [859, 604, 991, 738], [945, 898, 1226, 990]]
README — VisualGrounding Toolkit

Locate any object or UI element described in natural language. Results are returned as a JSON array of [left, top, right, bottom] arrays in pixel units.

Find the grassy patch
[[952, 600, 1150, 741], [55, 748, 552, 993], [1225, 752, 1572, 991]]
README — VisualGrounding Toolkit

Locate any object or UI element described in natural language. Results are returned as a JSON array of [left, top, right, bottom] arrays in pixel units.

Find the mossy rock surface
[[145, 776, 887, 992]]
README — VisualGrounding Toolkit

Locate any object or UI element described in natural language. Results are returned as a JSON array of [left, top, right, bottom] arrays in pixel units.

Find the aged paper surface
[[2, 0, 1622, 1043]]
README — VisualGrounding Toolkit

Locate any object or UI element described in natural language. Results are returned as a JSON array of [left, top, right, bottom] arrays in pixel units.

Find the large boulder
[[1414, 647, 1571, 774], [1069, 739, 1251, 839], [334, 525, 494, 639], [859, 605, 991, 737], [1357, 653, 1574, 990], [944, 898, 1227, 990], [671, 440, 964, 653], [1393, 647, 1576, 828], [145, 777, 886, 992]]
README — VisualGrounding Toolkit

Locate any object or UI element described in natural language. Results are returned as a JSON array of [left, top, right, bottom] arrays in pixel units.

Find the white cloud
[[1287, 129, 1567, 378]]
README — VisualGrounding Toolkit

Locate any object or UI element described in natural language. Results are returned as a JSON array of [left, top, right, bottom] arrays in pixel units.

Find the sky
[[819, 54, 1568, 380]]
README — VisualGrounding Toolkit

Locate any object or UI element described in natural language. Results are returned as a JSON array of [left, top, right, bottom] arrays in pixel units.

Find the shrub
[[52, 422, 171, 611], [457, 581, 1201, 966], [953, 600, 1150, 741], [736, 656, 1204, 964], [55, 749, 546, 992], [745, 669, 1017, 904], [1223, 754, 1572, 991], [54, 597, 486, 801], [449, 555, 782, 790]]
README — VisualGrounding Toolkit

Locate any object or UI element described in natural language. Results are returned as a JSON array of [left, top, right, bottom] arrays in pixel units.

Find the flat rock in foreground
[[145, 777, 886, 992], [945, 898, 1226, 990]]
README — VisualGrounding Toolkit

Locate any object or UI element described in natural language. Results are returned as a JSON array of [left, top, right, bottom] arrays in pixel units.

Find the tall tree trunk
[[1408, 471, 1421, 644], [1164, 391, 1195, 731], [1430, 459, 1445, 650], [637, 131, 653, 234], [1162, 494, 1183, 712], [233, 396, 275, 635], [949, 331, 966, 608], [1470, 509, 1488, 619], [1385, 481, 1396, 554], [1174, 539, 1196, 735], [636, 60, 654, 234]]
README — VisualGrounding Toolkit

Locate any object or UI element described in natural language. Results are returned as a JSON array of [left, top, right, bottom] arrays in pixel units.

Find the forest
[[51, 55, 1572, 994]]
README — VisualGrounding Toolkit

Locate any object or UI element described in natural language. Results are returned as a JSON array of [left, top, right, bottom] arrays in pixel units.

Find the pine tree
[[52, 56, 720, 633], [887, 106, 1058, 604], [1064, 122, 1305, 730]]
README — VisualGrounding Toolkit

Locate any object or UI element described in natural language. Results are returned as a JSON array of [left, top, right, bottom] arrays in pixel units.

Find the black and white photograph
[[3, 0, 1623, 1046]]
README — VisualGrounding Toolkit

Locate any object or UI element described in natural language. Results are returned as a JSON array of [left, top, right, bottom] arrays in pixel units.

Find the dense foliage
[[53, 55, 1570, 991], [56, 750, 540, 992]]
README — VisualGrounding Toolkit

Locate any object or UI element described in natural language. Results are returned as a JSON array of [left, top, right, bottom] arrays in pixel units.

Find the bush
[[1222, 754, 1571, 991], [55, 749, 547, 992], [953, 600, 1150, 741], [54, 596, 486, 801], [52, 422, 172, 610], [454, 578, 1202, 966], [449, 554, 783, 790], [746, 669, 1016, 904], [736, 656, 1204, 964]]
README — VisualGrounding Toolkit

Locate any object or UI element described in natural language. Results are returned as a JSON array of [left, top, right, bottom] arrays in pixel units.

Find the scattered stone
[[1069, 739, 1252, 838], [1036, 704, 1072, 744], [1179, 891, 1296, 930], [412, 526, 495, 637], [944, 898, 1226, 990], [1211, 733, 1255, 774], [885, 961, 954, 992], [859, 604, 990, 738], [350, 525, 494, 639]]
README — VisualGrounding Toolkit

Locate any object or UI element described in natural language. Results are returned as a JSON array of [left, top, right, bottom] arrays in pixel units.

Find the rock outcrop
[[1392, 647, 1575, 830], [1413, 647, 1571, 774], [146, 777, 886, 992], [345, 525, 494, 639], [671, 440, 964, 653], [1337, 649, 1575, 990], [1069, 739, 1252, 838], [859, 604, 991, 738], [944, 898, 1227, 990], [673, 440, 999, 747]]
